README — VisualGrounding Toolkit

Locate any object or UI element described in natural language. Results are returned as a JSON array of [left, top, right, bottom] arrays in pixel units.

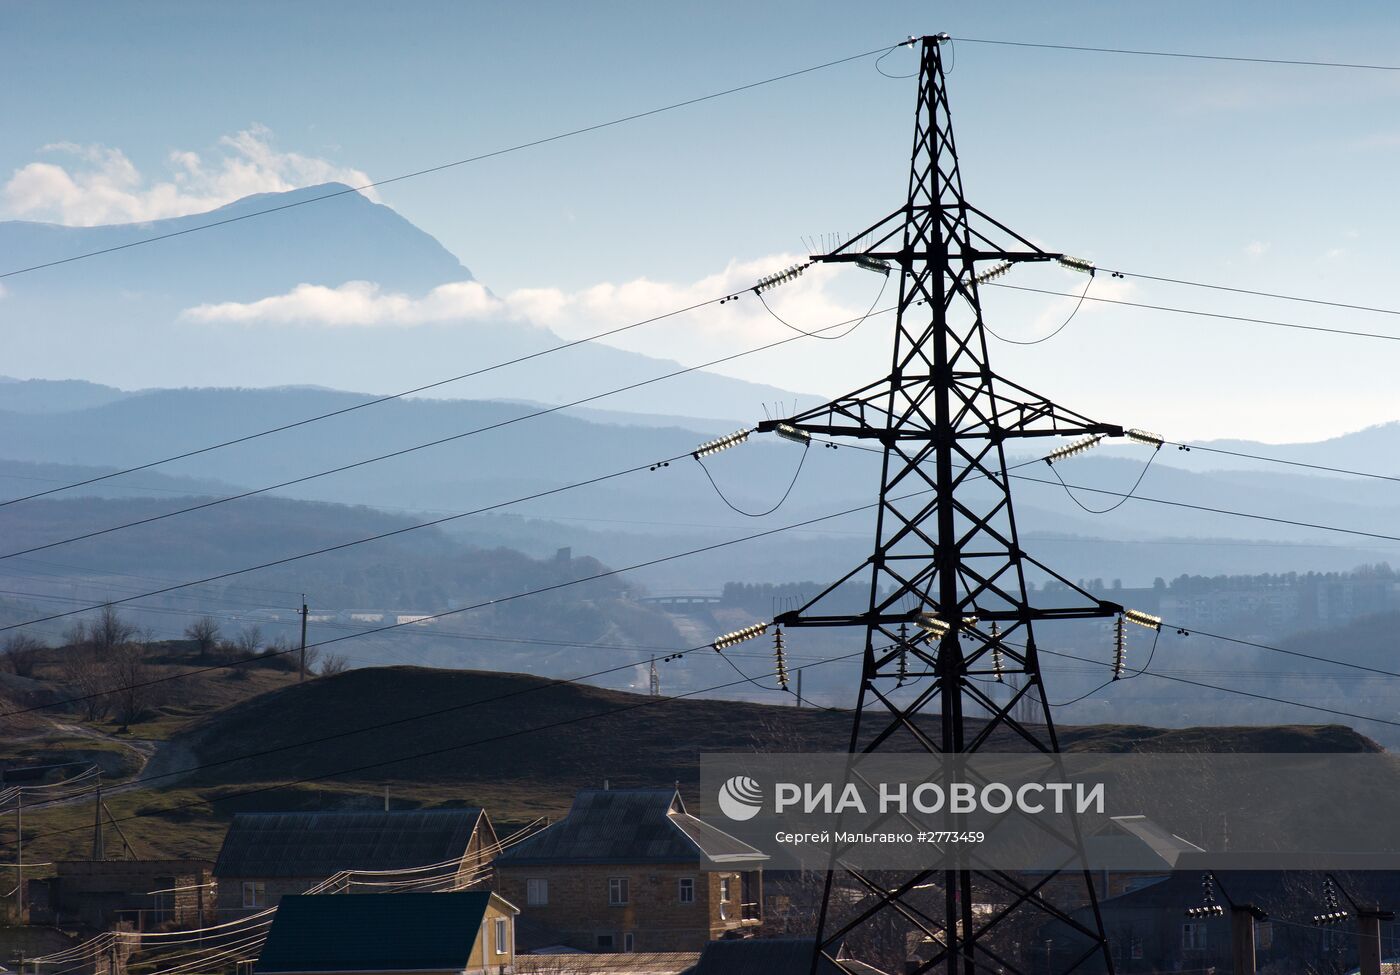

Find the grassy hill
[[9, 662, 1379, 864]]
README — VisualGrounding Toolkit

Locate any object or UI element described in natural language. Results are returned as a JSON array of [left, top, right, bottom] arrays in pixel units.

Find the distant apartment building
[[495, 788, 766, 953], [214, 808, 496, 916]]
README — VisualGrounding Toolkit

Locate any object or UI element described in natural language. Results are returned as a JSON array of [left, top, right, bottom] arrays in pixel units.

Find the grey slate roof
[[685, 939, 887, 975], [215, 809, 484, 878], [496, 789, 766, 867], [255, 892, 496, 973]]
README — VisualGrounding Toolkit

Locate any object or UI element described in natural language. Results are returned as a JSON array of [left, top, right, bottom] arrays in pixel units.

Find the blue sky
[[3, 2, 1400, 442]]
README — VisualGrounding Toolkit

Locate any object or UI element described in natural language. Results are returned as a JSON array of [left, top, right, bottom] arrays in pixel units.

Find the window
[[1255, 921, 1272, 951], [678, 878, 696, 904], [720, 876, 732, 902], [241, 881, 265, 908], [608, 877, 629, 906], [596, 934, 615, 950], [494, 917, 508, 955], [1182, 922, 1207, 951], [623, 932, 635, 953], [527, 878, 548, 906]]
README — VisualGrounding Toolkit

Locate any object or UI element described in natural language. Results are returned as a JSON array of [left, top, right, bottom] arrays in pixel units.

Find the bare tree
[[234, 625, 263, 656], [318, 653, 351, 677], [110, 629, 161, 730], [89, 604, 138, 654], [184, 616, 221, 656], [1, 633, 45, 677], [60, 606, 137, 722]]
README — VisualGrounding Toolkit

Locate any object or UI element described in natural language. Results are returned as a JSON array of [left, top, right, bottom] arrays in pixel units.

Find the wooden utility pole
[[299, 597, 309, 681], [92, 772, 105, 861], [1230, 906, 1264, 975], [14, 791, 22, 919]]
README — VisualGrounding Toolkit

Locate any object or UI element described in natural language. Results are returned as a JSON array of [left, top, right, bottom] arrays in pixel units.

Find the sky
[[3, 1, 1400, 443]]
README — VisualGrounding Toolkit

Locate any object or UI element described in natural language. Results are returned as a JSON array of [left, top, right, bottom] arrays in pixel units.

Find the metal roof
[[686, 939, 887, 975], [497, 789, 766, 867], [214, 808, 485, 878], [255, 892, 500, 973]]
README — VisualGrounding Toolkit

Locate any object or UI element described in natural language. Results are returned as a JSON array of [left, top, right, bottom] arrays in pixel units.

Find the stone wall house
[[496, 788, 766, 953], [214, 808, 497, 917]]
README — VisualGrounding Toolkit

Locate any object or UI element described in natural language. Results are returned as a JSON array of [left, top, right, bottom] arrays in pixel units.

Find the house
[[255, 891, 518, 975], [26, 859, 215, 929], [515, 953, 699, 974], [1058, 868, 1400, 973], [683, 938, 888, 975], [495, 788, 767, 953], [214, 808, 497, 916]]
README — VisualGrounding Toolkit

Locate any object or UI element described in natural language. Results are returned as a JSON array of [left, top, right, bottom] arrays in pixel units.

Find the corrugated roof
[[497, 789, 766, 867], [255, 892, 494, 973], [686, 939, 887, 975], [215, 809, 484, 878]]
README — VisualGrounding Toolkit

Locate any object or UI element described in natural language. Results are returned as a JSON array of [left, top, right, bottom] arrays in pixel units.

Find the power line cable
[[1100, 267, 1400, 318], [1010, 470, 1400, 546], [0, 449, 695, 643], [11, 260, 1393, 513], [987, 282, 1400, 344], [696, 441, 810, 517], [984, 273, 1093, 345], [29, 647, 865, 840], [14, 639, 721, 810], [0, 43, 896, 282], [0, 479, 895, 716], [0, 301, 894, 562], [14, 431, 1400, 716], [0, 293, 736, 509], [1047, 447, 1161, 514], [1037, 645, 1400, 730], [1164, 441, 1400, 484], [951, 35, 1400, 71]]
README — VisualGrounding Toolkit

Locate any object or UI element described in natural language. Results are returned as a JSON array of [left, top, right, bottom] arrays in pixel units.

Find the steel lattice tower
[[756, 35, 1126, 975]]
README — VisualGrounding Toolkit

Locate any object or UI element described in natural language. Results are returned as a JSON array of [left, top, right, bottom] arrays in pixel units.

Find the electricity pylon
[[758, 34, 1125, 974]]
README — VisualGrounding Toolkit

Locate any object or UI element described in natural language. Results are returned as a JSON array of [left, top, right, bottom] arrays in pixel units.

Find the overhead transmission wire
[[1047, 447, 1161, 514], [0, 292, 740, 510], [1036, 644, 1400, 731], [0, 470, 911, 719], [0, 41, 898, 283], [11, 637, 731, 808], [30, 825, 540, 966], [983, 272, 1093, 345], [756, 264, 890, 340], [0, 297, 897, 564], [11, 451, 1400, 756], [12, 414, 1400, 720], [985, 281, 1400, 344], [9, 257, 1394, 518], [0, 307, 902, 643], [696, 440, 810, 517], [1101, 266, 1400, 318], [950, 35, 1400, 71], [28, 645, 866, 843], [828, 431, 1400, 547]]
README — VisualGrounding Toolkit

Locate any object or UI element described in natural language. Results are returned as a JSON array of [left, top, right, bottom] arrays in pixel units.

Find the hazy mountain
[[2, 381, 1398, 596], [0, 184, 817, 419], [0, 376, 131, 413]]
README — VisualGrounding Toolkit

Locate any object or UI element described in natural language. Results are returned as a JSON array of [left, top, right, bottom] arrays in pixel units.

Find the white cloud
[[183, 280, 502, 327], [1244, 240, 1270, 257], [180, 253, 866, 333], [3, 125, 376, 226], [179, 254, 1142, 394]]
